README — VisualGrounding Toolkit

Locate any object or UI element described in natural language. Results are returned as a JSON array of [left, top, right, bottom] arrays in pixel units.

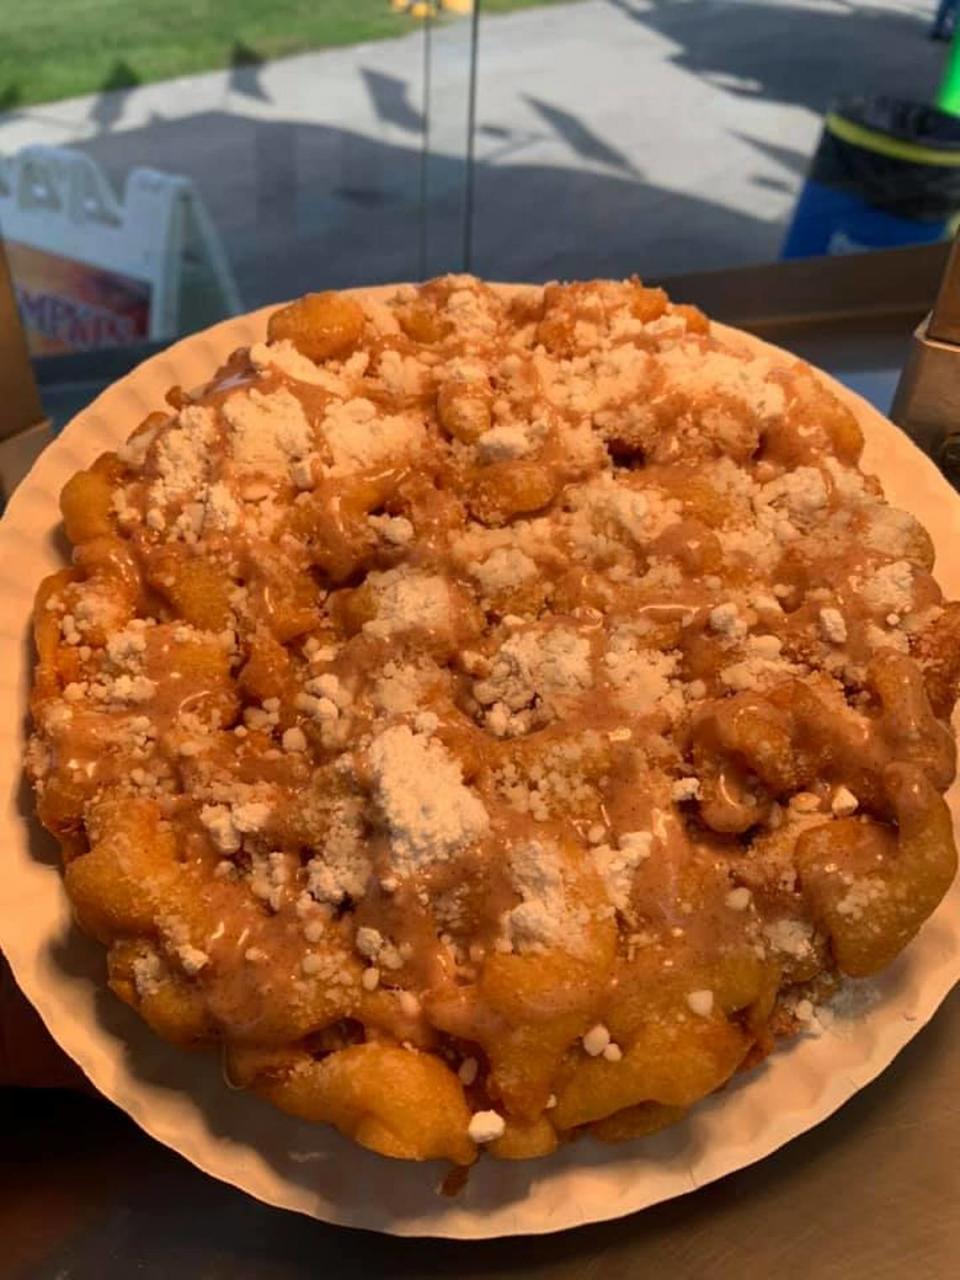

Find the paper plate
[[1, 291, 958, 1238]]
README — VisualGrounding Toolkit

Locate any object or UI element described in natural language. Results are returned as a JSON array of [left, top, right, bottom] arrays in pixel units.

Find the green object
[[937, 29, 960, 117]]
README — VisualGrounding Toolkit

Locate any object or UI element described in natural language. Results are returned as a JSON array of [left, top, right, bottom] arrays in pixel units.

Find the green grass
[[0, 0, 576, 112]]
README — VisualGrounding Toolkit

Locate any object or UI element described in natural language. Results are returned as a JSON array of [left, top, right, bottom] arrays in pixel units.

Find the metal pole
[[462, 0, 481, 272], [417, 9, 433, 281]]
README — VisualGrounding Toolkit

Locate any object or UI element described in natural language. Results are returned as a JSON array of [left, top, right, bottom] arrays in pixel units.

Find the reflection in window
[[0, 0, 952, 356]]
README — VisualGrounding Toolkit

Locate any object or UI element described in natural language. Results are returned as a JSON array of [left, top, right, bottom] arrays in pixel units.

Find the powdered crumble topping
[[29, 274, 959, 1167], [368, 725, 490, 875]]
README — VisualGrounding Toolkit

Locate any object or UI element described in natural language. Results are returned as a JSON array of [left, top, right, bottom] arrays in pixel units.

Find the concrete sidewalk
[[0, 0, 945, 310]]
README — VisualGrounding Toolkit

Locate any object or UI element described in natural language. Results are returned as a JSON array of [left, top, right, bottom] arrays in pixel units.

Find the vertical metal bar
[[417, 10, 433, 282], [462, 0, 482, 272]]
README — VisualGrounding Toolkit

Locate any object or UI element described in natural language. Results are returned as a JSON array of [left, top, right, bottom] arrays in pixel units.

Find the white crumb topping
[[376, 348, 430, 399], [604, 636, 681, 718], [671, 777, 701, 802], [471, 547, 538, 595], [468, 1110, 506, 1144], [859, 560, 916, 613], [397, 990, 421, 1017], [199, 804, 241, 853], [367, 513, 414, 546], [372, 661, 434, 714], [657, 345, 785, 419], [352, 926, 402, 970], [177, 944, 210, 975], [866, 622, 910, 654], [223, 387, 314, 477], [363, 567, 453, 639], [474, 626, 593, 734], [836, 878, 887, 919], [132, 952, 163, 996], [568, 474, 681, 550], [322, 398, 426, 475], [764, 917, 814, 960], [368, 725, 489, 874], [719, 634, 798, 692], [686, 989, 714, 1017], [592, 830, 651, 911], [500, 840, 591, 957], [582, 1023, 611, 1056], [476, 423, 538, 462], [709, 602, 746, 638], [823, 455, 866, 499], [447, 284, 499, 335], [149, 405, 217, 506], [117, 418, 164, 467], [105, 622, 148, 666], [757, 466, 828, 527], [250, 339, 326, 385], [831, 785, 859, 817], [360, 296, 402, 336], [861, 505, 923, 557], [233, 801, 271, 834], [819, 607, 848, 645], [304, 799, 370, 906]]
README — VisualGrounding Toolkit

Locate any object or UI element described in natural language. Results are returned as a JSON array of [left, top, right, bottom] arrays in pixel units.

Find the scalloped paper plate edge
[[0, 292, 958, 1238]]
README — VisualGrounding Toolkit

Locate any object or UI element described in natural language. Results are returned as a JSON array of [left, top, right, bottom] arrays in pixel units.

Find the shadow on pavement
[[524, 95, 638, 172], [361, 68, 426, 135], [88, 60, 141, 134], [72, 109, 775, 305], [730, 132, 811, 180], [229, 41, 272, 104], [608, 0, 942, 113], [13, 0, 944, 313]]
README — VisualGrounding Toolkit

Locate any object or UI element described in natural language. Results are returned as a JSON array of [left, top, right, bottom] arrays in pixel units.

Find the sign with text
[[0, 147, 239, 355], [5, 240, 151, 354]]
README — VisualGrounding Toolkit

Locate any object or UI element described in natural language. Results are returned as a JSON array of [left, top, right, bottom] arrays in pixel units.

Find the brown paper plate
[[1, 291, 958, 1237]]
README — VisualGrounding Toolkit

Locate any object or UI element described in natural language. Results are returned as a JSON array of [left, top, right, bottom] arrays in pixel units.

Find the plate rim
[[1, 288, 958, 1238]]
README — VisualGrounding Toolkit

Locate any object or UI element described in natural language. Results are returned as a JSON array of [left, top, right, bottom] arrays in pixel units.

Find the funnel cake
[[27, 276, 959, 1166]]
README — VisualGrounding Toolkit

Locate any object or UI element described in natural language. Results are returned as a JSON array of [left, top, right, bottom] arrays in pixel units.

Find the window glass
[[0, 0, 955, 365]]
